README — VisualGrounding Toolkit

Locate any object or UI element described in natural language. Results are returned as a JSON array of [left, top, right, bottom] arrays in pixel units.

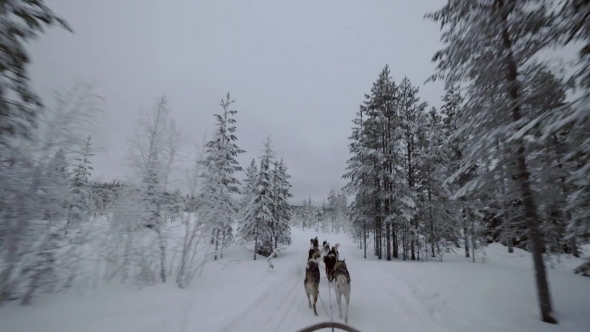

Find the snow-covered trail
[[214, 229, 449, 332], [2, 228, 588, 332]]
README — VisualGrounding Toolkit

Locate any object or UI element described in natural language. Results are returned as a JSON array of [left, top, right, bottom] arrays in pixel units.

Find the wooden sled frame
[[295, 321, 362, 332]]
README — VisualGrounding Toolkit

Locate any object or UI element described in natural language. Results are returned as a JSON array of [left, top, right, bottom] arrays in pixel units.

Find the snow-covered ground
[[1, 228, 589, 332]]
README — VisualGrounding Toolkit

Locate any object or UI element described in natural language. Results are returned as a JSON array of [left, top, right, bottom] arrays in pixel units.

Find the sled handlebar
[[295, 321, 363, 332]]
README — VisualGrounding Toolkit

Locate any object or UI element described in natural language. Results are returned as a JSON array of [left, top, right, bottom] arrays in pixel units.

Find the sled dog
[[312, 237, 319, 249], [308, 247, 320, 260], [322, 240, 330, 256], [323, 247, 338, 282], [304, 251, 322, 316], [332, 243, 340, 259], [333, 259, 351, 324]]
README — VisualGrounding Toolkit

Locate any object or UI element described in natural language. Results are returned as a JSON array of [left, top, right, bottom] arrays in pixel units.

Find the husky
[[333, 259, 351, 324], [332, 243, 340, 259], [308, 247, 320, 260], [313, 237, 319, 249], [323, 247, 338, 282], [304, 251, 322, 316], [321, 240, 331, 257]]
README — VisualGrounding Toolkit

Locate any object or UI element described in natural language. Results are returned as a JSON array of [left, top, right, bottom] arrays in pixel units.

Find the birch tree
[[128, 95, 175, 283]]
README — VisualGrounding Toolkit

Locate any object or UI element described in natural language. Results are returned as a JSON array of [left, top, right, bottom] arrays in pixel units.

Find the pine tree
[[271, 159, 293, 247], [426, 0, 557, 323], [313, 205, 324, 233], [539, 0, 590, 256], [343, 100, 372, 258], [0, 0, 72, 150], [336, 191, 348, 234], [327, 188, 338, 232], [67, 135, 94, 230], [421, 107, 459, 259], [397, 76, 428, 261], [301, 198, 309, 230]]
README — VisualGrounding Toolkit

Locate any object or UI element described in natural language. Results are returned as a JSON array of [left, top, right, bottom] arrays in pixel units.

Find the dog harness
[[305, 261, 321, 285]]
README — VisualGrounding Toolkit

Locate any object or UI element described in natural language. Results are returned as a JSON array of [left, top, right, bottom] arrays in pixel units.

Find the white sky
[[29, 0, 447, 204]]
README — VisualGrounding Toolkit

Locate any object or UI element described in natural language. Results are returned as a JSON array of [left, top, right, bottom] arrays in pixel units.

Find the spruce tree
[[238, 136, 274, 259], [271, 159, 293, 247], [199, 93, 245, 260]]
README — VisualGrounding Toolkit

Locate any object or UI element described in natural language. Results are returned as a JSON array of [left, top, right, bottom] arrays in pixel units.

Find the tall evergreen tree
[[67, 135, 94, 229], [0, 0, 72, 151], [426, 0, 557, 323], [241, 159, 258, 210], [238, 136, 274, 259], [199, 93, 245, 260], [271, 159, 293, 247]]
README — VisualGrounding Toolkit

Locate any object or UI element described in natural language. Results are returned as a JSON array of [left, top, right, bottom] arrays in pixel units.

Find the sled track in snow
[[218, 274, 302, 332]]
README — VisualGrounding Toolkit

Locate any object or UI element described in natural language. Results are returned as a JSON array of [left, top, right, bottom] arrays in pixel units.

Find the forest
[[0, 1, 589, 328], [342, 1, 590, 324]]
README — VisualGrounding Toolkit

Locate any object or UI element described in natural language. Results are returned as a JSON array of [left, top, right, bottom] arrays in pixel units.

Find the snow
[[1, 229, 589, 332]]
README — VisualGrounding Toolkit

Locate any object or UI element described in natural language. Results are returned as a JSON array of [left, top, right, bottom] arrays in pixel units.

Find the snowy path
[[213, 230, 449, 332], [2, 228, 589, 332]]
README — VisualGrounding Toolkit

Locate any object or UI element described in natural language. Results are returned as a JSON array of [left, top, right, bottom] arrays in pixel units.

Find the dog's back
[[334, 260, 350, 284], [323, 250, 337, 281], [333, 260, 351, 323], [305, 251, 322, 285], [304, 251, 321, 316]]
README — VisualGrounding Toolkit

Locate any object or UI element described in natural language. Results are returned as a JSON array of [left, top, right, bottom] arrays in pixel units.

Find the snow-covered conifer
[[426, 0, 558, 323], [199, 93, 245, 259], [238, 136, 275, 259]]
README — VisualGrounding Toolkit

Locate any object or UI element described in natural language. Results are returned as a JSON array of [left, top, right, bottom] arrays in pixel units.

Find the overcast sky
[[29, 0, 446, 205]]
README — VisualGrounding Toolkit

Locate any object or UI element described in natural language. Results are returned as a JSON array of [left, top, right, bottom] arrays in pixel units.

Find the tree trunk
[[156, 228, 167, 283], [507, 237, 514, 253], [386, 221, 392, 261], [214, 229, 219, 261], [220, 229, 226, 259], [363, 215, 367, 259], [570, 235, 579, 258], [402, 225, 407, 261], [253, 229, 259, 261], [498, 2, 556, 322], [393, 225, 398, 259], [462, 208, 470, 258], [428, 186, 435, 258], [471, 218, 476, 263], [410, 221, 416, 261]]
